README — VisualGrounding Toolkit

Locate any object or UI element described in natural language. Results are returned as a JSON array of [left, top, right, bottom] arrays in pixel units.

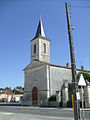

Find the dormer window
[[43, 43, 46, 53], [34, 44, 36, 54]]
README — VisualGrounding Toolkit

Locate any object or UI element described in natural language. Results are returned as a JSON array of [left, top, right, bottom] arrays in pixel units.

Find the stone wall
[[49, 66, 72, 95], [39, 39, 50, 63], [23, 62, 49, 106], [84, 85, 90, 108], [31, 38, 39, 62], [31, 37, 50, 63], [23, 61, 90, 107]]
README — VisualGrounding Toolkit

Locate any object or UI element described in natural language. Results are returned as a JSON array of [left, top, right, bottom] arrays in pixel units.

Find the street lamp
[[78, 74, 86, 120]]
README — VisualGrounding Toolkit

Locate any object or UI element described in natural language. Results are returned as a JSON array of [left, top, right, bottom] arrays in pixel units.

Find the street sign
[[78, 74, 86, 86], [76, 92, 80, 100]]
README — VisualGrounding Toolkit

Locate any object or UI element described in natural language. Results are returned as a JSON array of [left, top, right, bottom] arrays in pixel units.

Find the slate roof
[[35, 18, 45, 38], [31, 18, 50, 42]]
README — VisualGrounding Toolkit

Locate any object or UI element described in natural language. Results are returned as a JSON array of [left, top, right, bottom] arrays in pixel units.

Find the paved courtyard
[[0, 106, 89, 120]]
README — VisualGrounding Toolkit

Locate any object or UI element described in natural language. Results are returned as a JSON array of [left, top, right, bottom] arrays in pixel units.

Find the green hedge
[[48, 94, 56, 101]]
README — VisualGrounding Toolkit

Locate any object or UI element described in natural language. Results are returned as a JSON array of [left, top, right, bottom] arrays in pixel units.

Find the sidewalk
[[60, 108, 90, 111]]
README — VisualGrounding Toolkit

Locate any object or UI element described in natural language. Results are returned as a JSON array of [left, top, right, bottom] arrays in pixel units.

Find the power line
[[68, 5, 90, 9]]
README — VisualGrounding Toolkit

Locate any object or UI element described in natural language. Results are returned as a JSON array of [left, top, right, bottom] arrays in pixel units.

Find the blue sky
[[0, 0, 90, 89]]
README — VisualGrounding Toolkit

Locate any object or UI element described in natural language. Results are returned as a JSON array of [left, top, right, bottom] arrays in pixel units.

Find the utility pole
[[65, 2, 80, 120]]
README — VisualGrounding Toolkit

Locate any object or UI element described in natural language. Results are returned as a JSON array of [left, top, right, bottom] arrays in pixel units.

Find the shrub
[[48, 94, 56, 101]]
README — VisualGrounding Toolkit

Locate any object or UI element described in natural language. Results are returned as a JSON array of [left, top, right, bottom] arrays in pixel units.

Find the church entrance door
[[32, 87, 38, 106]]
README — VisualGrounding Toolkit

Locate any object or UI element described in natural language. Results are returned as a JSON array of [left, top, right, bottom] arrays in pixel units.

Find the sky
[[0, 0, 90, 89]]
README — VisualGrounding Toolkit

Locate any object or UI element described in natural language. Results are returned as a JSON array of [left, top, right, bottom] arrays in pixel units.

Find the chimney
[[81, 65, 84, 70], [66, 63, 69, 68]]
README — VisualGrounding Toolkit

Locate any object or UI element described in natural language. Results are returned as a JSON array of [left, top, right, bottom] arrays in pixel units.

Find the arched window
[[43, 43, 46, 53]]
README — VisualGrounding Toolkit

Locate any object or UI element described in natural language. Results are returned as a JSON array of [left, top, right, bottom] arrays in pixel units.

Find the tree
[[15, 86, 24, 89], [5, 87, 12, 91]]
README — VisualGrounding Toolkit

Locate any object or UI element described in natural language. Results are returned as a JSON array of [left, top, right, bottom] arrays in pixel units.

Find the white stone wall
[[31, 38, 39, 62], [23, 60, 90, 107], [39, 39, 50, 63], [49, 66, 72, 95], [85, 85, 90, 108], [23, 62, 49, 105], [31, 38, 50, 63]]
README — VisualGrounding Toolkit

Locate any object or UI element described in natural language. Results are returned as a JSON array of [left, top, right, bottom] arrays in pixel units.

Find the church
[[23, 19, 90, 107]]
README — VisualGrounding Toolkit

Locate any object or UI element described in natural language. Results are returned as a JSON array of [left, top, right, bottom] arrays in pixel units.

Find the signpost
[[78, 74, 86, 120]]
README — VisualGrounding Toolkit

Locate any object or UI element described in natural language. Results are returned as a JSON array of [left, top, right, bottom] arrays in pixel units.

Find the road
[[0, 106, 89, 120]]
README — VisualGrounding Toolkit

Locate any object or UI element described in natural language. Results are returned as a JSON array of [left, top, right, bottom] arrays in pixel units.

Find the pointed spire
[[35, 18, 45, 38]]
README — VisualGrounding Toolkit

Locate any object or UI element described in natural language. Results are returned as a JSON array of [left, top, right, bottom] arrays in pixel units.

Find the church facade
[[23, 19, 90, 107]]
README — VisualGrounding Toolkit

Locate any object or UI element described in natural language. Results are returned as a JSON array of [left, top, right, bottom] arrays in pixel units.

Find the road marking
[[0, 112, 13, 115]]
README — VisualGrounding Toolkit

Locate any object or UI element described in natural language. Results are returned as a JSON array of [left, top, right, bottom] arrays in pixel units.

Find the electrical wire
[[68, 5, 90, 9]]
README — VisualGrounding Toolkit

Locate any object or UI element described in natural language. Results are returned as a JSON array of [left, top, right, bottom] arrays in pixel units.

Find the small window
[[43, 43, 46, 53], [34, 44, 36, 54]]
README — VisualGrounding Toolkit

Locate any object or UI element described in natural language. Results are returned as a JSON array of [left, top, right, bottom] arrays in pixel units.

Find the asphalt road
[[0, 106, 89, 120]]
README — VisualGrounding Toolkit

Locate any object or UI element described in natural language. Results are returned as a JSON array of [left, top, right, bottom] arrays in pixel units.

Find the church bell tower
[[30, 18, 50, 63]]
